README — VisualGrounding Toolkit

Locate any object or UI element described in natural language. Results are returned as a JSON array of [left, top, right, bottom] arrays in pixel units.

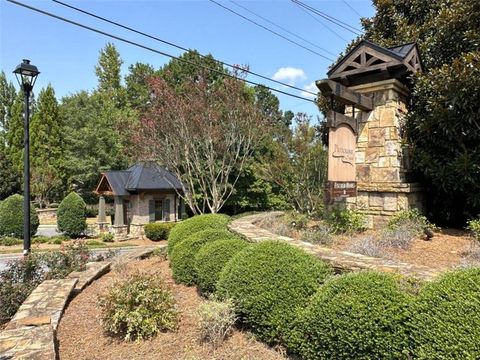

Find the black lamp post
[[13, 59, 40, 256]]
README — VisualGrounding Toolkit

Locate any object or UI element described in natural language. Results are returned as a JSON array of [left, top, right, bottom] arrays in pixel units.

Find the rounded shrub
[[290, 271, 411, 360], [409, 268, 480, 359], [167, 214, 230, 255], [170, 228, 239, 285], [217, 241, 333, 345], [144, 222, 176, 241], [0, 194, 39, 238], [57, 192, 87, 238], [194, 238, 250, 294]]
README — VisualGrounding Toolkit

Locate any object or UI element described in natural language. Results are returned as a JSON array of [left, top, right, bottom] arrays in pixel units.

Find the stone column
[[96, 195, 109, 233], [348, 79, 424, 228], [112, 196, 128, 237]]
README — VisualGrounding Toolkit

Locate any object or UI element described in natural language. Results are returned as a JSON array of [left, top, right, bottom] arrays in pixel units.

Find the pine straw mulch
[[57, 256, 288, 360]]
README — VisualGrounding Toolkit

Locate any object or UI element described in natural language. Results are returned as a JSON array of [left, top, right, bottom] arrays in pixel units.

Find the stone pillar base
[[352, 182, 424, 228], [112, 225, 128, 238], [129, 224, 144, 238], [97, 222, 110, 233]]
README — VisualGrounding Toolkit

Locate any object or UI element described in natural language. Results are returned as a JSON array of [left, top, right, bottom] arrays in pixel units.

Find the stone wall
[[36, 208, 57, 223], [335, 79, 424, 228]]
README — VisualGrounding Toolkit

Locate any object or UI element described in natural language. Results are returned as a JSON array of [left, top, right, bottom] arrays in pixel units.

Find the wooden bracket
[[316, 79, 373, 111], [326, 110, 358, 134]]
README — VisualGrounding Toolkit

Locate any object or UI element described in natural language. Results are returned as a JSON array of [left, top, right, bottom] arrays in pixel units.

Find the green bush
[[31, 236, 50, 244], [0, 236, 22, 246], [197, 296, 237, 347], [100, 232, 114, 242], [466, 217, 480, 243], [144, 222, 176, 241], [290, 271, 411, 360], [37, 240, 91, 279], [194, 238, 250, 294], [167, 214, 230, 255], [326, 208, 367, 234], [98, 273, 179, 341], [217, 241, 333, 345], [388, 209, 436, 233], [170, 229, 240, 285], [57, 192, 87, 238], [0, 194, 39, 238], [409, 268, 480, 359]]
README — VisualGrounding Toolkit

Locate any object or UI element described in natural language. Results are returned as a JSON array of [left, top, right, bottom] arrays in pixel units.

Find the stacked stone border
[[0, 246, 160, 360], [229, 212, 440, 280]]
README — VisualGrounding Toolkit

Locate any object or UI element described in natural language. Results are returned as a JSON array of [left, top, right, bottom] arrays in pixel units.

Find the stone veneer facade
[[335, 79, 424, 228]]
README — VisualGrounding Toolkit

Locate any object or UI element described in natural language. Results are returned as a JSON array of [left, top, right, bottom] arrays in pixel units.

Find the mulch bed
[[57, 257, 287, 360]]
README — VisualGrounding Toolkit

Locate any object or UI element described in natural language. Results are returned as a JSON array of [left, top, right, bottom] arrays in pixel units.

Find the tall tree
[[125, 62, 158, 110], [30, 85, 64, 206], [5, 90, 25, 175], [0, 71, 16, 141], [135, 68, 271, 214], [95, 42, 124, 105]]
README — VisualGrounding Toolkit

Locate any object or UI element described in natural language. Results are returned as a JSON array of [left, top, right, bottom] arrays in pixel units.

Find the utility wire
[[208, 0, 334, 62], [342, 0, 363, 18], [294, 2, 348, 43], [52, 0, 318, 97], [291, 0, 362, 35], [229, 0, 337, 57], [7, 0, 317, 103]]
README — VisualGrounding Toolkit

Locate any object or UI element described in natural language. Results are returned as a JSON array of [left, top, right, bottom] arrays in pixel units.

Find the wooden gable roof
[[327, 40, 422, 86]]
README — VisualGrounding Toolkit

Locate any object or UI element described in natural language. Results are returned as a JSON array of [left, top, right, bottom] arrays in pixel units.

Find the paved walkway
[[229, 212, 440, 280]]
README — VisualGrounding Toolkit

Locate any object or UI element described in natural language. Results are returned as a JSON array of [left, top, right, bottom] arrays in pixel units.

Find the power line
[[6, 0, 317, 104], [291, 0, 362, 35], [208, 0, 334, 62], [294, 2, 348, 43], [52, 0, 318, 97], [342, 0, 363, 18], [228, 0, 337, 57]]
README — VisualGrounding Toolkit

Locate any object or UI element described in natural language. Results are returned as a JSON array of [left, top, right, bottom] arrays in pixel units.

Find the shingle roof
[[388, 42, 416, 57], [102, 162, 183, 196]]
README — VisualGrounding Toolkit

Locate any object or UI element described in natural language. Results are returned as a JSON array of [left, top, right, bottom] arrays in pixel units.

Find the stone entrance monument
[[318, 40, 424, 228]]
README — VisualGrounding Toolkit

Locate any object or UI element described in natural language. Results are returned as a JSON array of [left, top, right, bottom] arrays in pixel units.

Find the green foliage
[[144, 222, 176, 241], [125, 62, 159, 110], [194, 238, 250, 294], [38, 240, 91, 279], [167, 214, 230, 255], [326, 208, 367, 234], [4, 90, 25, 176], [409, 268, 480, 359], [100, 232, 114, 243], [0, 255, 45, 324], [290, 272, 411, 360], [95, 42, 124, 104], [217, 241, 333, 345], [170, 229, 239, 285], [0, 144, 20, 201], [466, 217, 480, 242], [98, 274, 179, 341], [31, 235, 68, 245], [57, 192, 87, 238], [0, 236, 22, 246], [0, 194, 39, 238], [30, 85, 65, 206], [388, 209, 436, 233]]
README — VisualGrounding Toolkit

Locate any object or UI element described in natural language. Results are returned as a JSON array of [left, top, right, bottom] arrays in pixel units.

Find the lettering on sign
[[325, 181, 357, 203], [332, 144, 354, 166], [327, 124, 356, 182]]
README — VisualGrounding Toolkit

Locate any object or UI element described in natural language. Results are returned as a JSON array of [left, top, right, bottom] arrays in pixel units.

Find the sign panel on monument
[[327, 124, 357, 199]]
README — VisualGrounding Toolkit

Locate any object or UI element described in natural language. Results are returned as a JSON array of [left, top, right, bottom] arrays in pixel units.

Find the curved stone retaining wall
[[229, 212, 440, 280]]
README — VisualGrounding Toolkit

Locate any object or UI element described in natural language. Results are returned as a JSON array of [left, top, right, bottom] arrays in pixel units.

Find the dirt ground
[[57, 257, 287, 360], [330, 228, 473, 270]]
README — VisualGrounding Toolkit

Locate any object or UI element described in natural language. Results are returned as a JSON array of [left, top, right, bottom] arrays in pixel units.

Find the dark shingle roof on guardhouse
[[96, 162, 183, 196]]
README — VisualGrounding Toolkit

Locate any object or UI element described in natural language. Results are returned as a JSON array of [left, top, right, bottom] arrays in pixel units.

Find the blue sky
[[0, 0, 374, 117]]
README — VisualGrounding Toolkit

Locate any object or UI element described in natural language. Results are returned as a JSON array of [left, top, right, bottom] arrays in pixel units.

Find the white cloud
[[272, 67, 306, 85], [301, 82, 318, 99]]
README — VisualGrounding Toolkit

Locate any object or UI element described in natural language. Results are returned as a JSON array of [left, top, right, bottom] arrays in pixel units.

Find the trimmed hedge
[[194, 238, 250, 294], [0, 194, 39, 238], [170, 229, 239, 285], [290, 271, 411, 360], [144, 222, 176, 241], [167, 214, 230, 255], [409, 268, 480, 359], [217, 241, 333, 345], [57, 192, 87, 238]]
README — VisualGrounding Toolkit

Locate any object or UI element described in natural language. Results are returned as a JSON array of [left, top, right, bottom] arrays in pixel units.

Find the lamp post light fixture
[[13, 59, 40, 256]]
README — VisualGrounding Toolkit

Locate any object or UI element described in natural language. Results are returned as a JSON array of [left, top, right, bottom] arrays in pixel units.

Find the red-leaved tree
[[133, 70, 271, 214]]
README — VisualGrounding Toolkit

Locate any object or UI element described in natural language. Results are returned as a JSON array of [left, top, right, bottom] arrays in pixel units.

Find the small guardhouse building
[[318, 40, 424, 228], [95, 162, 185, 237]]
